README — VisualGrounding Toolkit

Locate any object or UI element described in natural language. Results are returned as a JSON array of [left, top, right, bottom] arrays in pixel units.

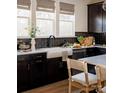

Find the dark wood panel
[[17, 53, 47, 92], [17, 55, 30, 92], [47, 57, 68, 84], [88, 2, 106, 32], [17, 54, 69, 92]]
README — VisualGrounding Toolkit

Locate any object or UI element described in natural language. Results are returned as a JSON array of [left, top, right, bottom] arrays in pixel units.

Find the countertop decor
[[27, 25, 40, 51]]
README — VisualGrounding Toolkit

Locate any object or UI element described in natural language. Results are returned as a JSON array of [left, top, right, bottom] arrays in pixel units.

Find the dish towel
[[62, 51, 68, 61]]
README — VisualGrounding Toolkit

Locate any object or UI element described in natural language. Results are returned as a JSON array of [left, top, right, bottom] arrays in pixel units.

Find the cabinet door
[[47, 58, 68, 83], [72, 49, 87, 59], [17, 55, 30, 92], [96, 48, 106, 55], [30, 53, 47, 88], [47, 58, 60, 83], [88, 2, 104, 32], [58, 59, 68, 80], [86, 47, 97, 57]]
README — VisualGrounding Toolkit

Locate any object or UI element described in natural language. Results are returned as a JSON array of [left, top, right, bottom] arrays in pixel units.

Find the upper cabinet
[[88, 2, 106, 32]]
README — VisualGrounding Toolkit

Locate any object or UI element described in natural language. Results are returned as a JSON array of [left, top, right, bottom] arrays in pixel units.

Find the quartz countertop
[[17, 47, 73, 58], [72, 44, 106, 49], [17, 45, 105, 58], [79, 54, 106, 66]]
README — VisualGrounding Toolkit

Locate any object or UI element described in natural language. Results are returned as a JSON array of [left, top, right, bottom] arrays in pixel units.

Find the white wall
[[75, 0, 91, 32], [59, 0, 91, 32]]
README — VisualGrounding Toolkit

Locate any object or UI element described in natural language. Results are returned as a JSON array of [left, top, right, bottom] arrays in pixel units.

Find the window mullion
[[54, 0, 60, 36], [30, 0, 37, 29]]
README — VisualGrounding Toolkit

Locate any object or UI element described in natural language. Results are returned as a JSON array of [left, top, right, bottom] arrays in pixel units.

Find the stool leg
[[85, 87, 89, 93], [68, 81, 71, 93]]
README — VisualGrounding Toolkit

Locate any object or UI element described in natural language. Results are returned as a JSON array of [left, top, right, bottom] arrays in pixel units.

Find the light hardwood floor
[[22, 80, 82, 93]]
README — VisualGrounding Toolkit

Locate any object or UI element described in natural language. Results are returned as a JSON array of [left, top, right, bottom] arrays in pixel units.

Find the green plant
[[27, 25, 40, 38], [77, 36, 84, 43]]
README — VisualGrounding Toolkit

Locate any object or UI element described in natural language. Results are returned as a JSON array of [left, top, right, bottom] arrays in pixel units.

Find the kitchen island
[[79, 54, 106, 66]]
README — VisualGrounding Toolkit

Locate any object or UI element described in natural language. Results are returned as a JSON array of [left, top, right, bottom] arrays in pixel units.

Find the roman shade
[[17, 0, 31, 9], [60, 2, 74, 15], [37, 0, 55, 12]]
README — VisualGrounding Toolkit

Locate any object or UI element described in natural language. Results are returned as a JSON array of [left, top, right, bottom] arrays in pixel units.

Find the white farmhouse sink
[[46, 47, 72, 58]]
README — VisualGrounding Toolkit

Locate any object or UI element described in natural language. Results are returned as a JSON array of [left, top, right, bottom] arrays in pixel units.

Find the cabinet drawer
[[30, 53, 46, 61], [73, 49, 87, 59], [99, 48, 106, 53], [17, 55, 29, 62]]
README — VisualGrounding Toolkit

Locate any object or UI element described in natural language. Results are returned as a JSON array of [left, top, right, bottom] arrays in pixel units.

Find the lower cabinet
[[95, 47, 106, 55], [73, 47, 106, 59], [47, 58, 68, 84], [17, 53, 69, 93], [72, 48, 87, 59], [30, 53, 47, 88], [17, 53, 47, 93], [17, 56, 30, 92], [47, 58, 60, 83], [86, 47, 97, 57]]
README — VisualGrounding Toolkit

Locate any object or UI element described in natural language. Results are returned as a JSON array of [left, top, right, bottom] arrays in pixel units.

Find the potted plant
[[28, 25, 40, 51]]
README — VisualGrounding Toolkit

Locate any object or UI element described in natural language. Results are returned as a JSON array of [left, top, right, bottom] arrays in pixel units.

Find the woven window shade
[[17, 0, 31, 9], [37, 0, 55, 12], [60, 2, 74, 15]]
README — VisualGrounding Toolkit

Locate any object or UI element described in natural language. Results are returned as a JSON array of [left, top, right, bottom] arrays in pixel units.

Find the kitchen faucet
[[47, 35, 55, 47]]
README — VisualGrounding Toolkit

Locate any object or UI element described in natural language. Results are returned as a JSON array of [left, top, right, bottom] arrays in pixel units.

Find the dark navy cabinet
[[72, 47, 106, 59], [88, 2, 106, 32], [29, 53, 47, 88], [17, 55, 30, 92], [47, 57, 68, 84], [17, 53, 69, 93], [17, 53, 47, 93]]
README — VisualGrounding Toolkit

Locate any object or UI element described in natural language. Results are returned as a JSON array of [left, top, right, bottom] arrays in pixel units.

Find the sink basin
[[46, 47, 63, 51], [46, 47, 72, 58]]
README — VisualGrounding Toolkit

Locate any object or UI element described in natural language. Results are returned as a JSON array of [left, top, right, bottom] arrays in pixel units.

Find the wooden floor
[[22, 80, 82, 93]]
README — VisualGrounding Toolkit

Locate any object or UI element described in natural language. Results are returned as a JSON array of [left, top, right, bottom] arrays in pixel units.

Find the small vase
[[31, 38, 36, 51]]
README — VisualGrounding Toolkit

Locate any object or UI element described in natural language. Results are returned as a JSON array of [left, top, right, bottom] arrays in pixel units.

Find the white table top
[[79, 54, 106, 66]]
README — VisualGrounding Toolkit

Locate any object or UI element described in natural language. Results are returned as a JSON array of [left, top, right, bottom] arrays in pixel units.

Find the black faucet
[[47, 35, 55, 47]]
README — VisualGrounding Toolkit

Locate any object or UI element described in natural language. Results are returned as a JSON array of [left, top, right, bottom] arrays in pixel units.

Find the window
[[59, 2, 75, 37], [36, 11, 55, 37], [59, 14, 75, 36], [36, 0, 55, 37], [17, 9, 30, 37], [17, 0, 30, 37]]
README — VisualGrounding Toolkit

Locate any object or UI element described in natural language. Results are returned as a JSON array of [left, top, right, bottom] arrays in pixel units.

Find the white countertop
[[79, 54, 106, 66], [72, 45, 106, 49], [17, 45, 105, 58], [17, 47, 73, 58]]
